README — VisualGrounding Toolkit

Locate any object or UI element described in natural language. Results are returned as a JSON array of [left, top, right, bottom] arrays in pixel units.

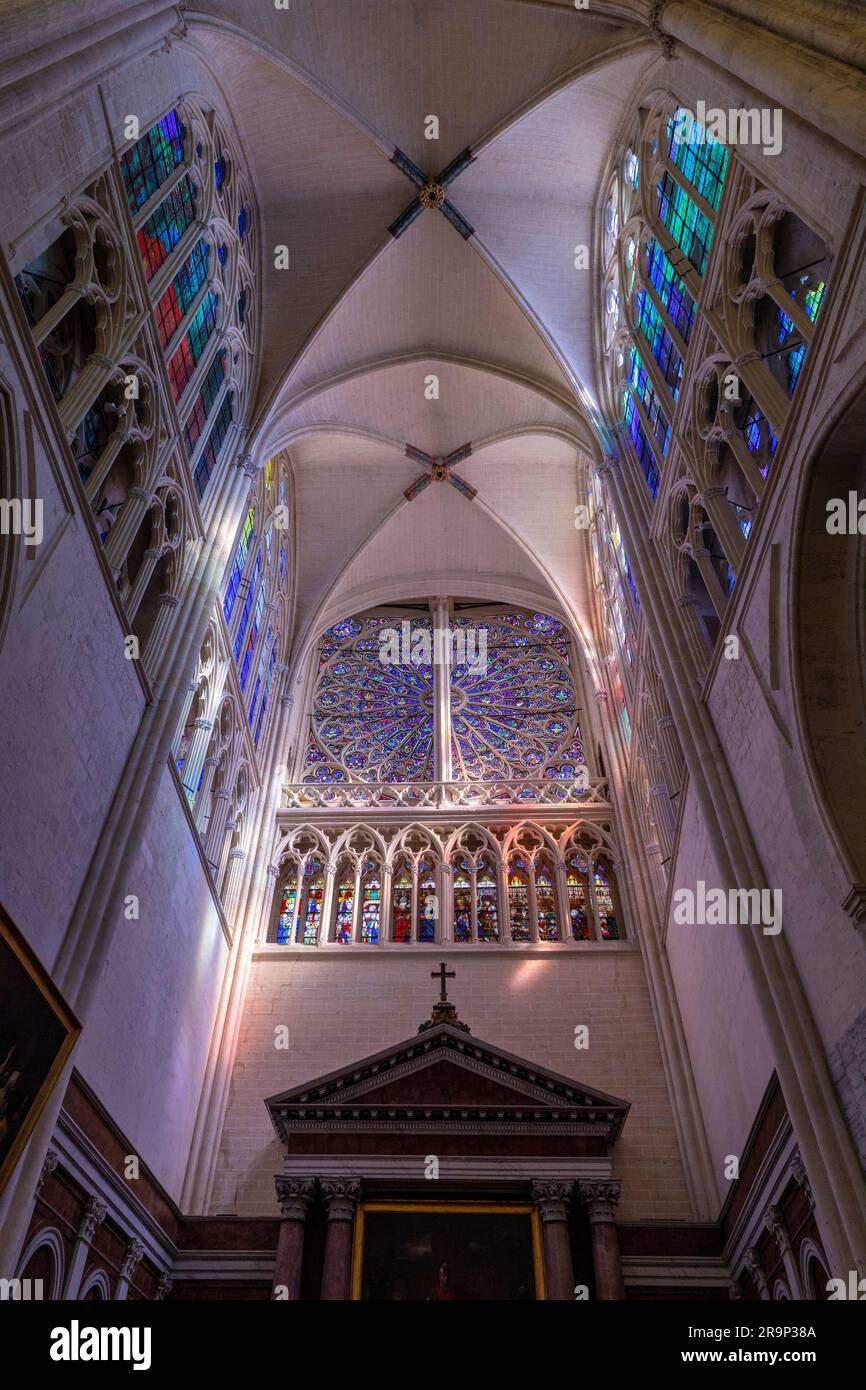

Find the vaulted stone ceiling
[[187, 0, 661, 669]]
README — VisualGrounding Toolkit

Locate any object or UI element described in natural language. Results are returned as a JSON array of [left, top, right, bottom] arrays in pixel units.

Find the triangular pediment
[[266, 1025, 629, 1147]]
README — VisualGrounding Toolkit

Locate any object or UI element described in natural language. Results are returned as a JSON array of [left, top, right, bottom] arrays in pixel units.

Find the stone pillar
[[320, 1179, 362, 1300], [578, 1180, 625, 1301], [115, 1238, 145, 1301], [765, 1204, 804, 1297], [63, 1196, 107, 1298], [745, 1246, 770, 1300], [272, 1178, 316, 1300], [179, 717, 214, 802], [531, 1181, 575, 1301]]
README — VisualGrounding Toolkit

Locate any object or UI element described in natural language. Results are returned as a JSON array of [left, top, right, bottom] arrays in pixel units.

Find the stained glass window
[[645, 240, 696, 343], [276, 881, 297, 944], [253, 640, 278, 747], [535, 861, 559, 941], [136, 176, 197, 281], [233, 551, 261, 660], [167, 290, 218, 403], [224, 509, 254, 624], [335, 871, 355, 944], [296, 861, 324, 944], [360, 866, 381, 944], [184, 349, 226, 459], [667, 108, 728, 212], [656, 172, 714, 276], [567, 855, 592, 940], [193, 390, 233, 499], [122, 109, 185, 212], [628, 346, 671, 455], [418, 861, 437, 942], [624, 393, 661, 498], [453, 868, 472, 942], [634, 289, 683, 397], [392, 864, 412, 943], [509, 858, 531, 942], [240, 588, 265, 691], [593, 862, 620, 940], [154, 240, 209, 349], [477, 861, 499, 942]]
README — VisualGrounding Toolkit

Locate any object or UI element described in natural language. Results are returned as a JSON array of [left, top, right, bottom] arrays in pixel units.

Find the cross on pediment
[[404, 441, 476, 502], [432, 960, 455, 1002], [389, 147, 476, 240]]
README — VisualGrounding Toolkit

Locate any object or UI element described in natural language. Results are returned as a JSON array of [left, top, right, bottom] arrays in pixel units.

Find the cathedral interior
[[0, 0, 865, 1308]]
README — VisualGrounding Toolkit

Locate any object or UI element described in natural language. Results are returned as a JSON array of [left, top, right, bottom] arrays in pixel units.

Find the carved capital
[[120, 1238, 145, 1281], [36, 1148, 59, 1197], [648, 1, 675, 59], [321, 1178, 362, 1222], [790, 1150, 814, 1209], [764, 1203, 791, 1254], [155, 1272, 173, 1300], [577, 1179, 622, 1224], [531, 1180, 573, 1223], [79, 1196, 108, 1243], [275, 1176, 317, 1222]]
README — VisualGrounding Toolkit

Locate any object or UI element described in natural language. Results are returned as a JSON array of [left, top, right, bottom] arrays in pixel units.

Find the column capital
[[321, 1178, 362, 1222], [155, 1272, 173, 1300], [120, 1238, 145, 1281], [531, 1180, 572, 1222], [79, 1196, 108, 1242], [763, 1203, 791, 1254], [577, 1179, 622, 1223], [790, 1150, 814, 1210], [275, 1176, 317, 1222], [36, 1148, 59, 1198]]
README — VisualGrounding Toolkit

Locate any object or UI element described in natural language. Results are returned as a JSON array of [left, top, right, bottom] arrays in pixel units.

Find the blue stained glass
[[214, 157, 226, 190], [666, 109, 729, 212], [628, 346, 671, 455], [646, 240, 696, 343], [238, 207, 248, 239], [624, 393, 661, 498], [122, 110, 185, 212], [634, 290, 683, 398], [656, 172, 714, 276], [224, 508, 254, 623]]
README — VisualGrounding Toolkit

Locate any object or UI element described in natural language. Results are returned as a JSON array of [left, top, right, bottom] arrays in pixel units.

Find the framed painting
[[351, 1201, 545, 1301], [0, 901, 80, 1195]]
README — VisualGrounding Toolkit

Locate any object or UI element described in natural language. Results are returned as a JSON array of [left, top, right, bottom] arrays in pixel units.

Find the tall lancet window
[[476, 860, 500, 942], [119, 102, 257, 501], [508, 858, 531, 943], [360, 865, 382, 945]]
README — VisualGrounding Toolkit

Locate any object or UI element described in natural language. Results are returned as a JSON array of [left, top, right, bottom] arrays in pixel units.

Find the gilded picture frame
[[351, 1200, 546, 1301], [0, 900, 80, 1195]]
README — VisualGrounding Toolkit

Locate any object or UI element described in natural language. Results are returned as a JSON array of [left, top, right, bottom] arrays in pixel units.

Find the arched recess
[[79, 1267, 112, 1300], [793, 379, 866, 926], [16, 1226, 65, 1300]]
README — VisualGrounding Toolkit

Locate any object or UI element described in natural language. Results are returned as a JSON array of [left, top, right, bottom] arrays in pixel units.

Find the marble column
[[272, 1177, 316, 1301], [578, 1179, 625, 1300], [63, 1195, 107, 1299], [745, 1246, 770, 1300], [531, 1181, 575, 1300], [765, 1204, 804, 1297], [115, 1238, 145, 1301], [320, 1179, 362, 1300]]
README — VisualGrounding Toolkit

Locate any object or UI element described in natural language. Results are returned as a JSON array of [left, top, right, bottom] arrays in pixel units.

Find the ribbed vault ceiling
[[187, 0, 660, 667]]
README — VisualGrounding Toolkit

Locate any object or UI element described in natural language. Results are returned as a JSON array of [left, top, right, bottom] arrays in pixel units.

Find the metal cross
[[432, 961, 456, 1002]]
